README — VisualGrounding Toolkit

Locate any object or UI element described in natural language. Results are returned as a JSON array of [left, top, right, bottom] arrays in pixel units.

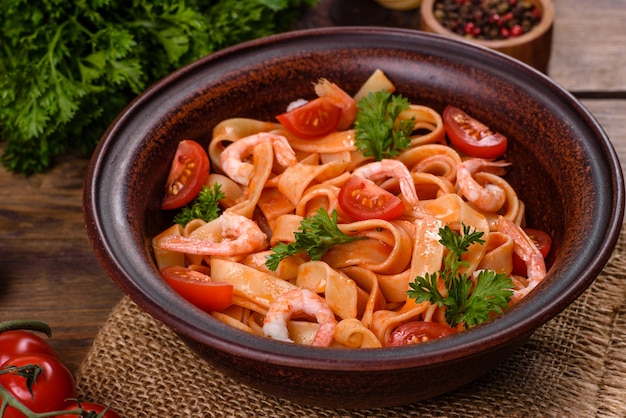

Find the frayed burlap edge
[[76, 226, 626, 418]]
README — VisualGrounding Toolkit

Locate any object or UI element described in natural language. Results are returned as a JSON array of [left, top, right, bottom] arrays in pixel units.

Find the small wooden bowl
[[375, 0, 422, 10], [420, 0, 555, 72]]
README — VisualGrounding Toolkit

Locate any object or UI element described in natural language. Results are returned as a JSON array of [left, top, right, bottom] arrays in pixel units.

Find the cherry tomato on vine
[[338, 175, 405, 221], [276, 97, 342, 138], [161, 140, 210, 210], [0, 354, 76, 417], [512, 228, 552, 276], [387, 321, 457, 347], [161, 266, 233, 313], [443, 105, 508, 159], [0, 330, 57, 367], [59, 401, 122, 418]]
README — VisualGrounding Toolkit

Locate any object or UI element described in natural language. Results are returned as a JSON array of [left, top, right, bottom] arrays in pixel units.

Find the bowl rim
[[84, 25, 624, 372], [420, 0, 555, 49]]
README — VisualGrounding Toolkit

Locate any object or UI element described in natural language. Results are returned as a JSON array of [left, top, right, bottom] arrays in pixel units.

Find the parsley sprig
[[173, 184, 225, 226], [407, 224, 514, 328], [265, 209, 365, 271], [354, 90, 415, 161]]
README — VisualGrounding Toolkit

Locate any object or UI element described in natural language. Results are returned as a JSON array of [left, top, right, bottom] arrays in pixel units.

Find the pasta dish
[[152, 69, 550, 348]]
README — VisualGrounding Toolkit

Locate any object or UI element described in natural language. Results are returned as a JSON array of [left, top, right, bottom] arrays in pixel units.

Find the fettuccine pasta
[[153, 70, 548, 349]]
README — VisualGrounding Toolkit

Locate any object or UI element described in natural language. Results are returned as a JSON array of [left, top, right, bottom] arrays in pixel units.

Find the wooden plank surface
[[0, 154, 121, 373], [1, 0, 625, 377], [549, 0, 626, 93]]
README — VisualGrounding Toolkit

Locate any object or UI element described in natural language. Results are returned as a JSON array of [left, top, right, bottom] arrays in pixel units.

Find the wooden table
[[1, 0, 625, 375]]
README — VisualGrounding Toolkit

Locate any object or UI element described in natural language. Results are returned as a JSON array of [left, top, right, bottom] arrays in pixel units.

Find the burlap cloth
[[76, 228, 626, 417]]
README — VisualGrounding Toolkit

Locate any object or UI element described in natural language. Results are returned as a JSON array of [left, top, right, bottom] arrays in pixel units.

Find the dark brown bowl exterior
[[83, 27, 624, 409]]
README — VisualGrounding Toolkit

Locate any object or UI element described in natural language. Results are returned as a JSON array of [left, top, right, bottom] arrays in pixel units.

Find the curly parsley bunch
[[0, 0, 317, 174]]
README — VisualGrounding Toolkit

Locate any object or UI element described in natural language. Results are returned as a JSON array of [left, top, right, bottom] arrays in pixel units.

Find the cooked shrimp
[[456, 158, 511, 213], [220, 132, 297, 186], [263, 288, 338, 347], [497, 216, 547, 302], [314, 78, 357, 130], [158, 212, 267, 256], [353, 159, 420, 208]]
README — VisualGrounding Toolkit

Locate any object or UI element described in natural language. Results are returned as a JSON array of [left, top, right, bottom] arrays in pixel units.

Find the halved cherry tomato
[[0, 330, 57, 367], [512, 228, 552, 276], [276, 97, 342, 138], [443, 105, 508, 159], [161, 140, 210, 210], [338, 175, 405, 221], [59, 401, 122, 418], [0, 354, 76, 417], [314, 79, 357, 130], [388, 321, 457, 346], [161, 266, 233, 312]]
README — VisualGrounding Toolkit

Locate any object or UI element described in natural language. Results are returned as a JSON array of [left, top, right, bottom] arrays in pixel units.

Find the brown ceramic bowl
[[83, 27, 624, 409], [420, 0, 555, 72]]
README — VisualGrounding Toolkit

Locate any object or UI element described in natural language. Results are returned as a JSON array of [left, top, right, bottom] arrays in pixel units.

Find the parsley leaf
[[354, 90, 415, 161], [407, 224, 514, 328], [173, 184, 225, 226], [265, 208, 365, 271]]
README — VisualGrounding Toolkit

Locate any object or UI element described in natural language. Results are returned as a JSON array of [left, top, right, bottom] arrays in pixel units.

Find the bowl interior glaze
[[84, 27, 624, 408]]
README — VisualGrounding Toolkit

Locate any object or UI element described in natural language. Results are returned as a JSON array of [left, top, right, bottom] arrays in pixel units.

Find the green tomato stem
[[0, 384, 85, 417], [0, 320, 52, 337]]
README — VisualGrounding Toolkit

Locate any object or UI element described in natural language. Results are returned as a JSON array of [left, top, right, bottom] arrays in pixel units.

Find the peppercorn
[[432, 0, 542, 40]]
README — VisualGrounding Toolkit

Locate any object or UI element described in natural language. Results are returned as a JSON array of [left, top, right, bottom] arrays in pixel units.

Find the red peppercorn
[[500, 27, 510, 37], [489, 13, 502, 24], [510, 24, 523, 37]]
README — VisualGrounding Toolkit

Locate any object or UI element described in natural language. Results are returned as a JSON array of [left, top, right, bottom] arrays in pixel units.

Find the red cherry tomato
[[161, 140, 210, 210], [59, 402, 122, 418], [276, 97, 342, 138], [443, 105, 508, 159], [0, 354, 76, 417], [0, 330, 57, 367], [161, 266, 233, 313], [388, 321, 457, 347], [314, 79, 357, 130], [512, 228, 552, 276], [338, 175, 405, 221]]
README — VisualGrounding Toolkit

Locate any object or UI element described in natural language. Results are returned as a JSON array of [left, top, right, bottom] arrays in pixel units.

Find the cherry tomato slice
[[162, 140, 210, 210], [0, 354, 76, 417], [443, 105, 508, 159], [512, 228, 552, 276], [276, 97, 342, 138], [338, 175, 405, 221], [388, 321, 457, 347], [59, 402, 122, 418], [161, 266, 233, 312], [314, 79, 357, 130], [0, 330, 57, 367]]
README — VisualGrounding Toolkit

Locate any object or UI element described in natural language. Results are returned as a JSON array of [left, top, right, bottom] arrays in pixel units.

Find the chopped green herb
[[265, 208, 365, 271], [407, 223, 514, 328], [354, 90, 415, 161], [173, 184, 225, 226]]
